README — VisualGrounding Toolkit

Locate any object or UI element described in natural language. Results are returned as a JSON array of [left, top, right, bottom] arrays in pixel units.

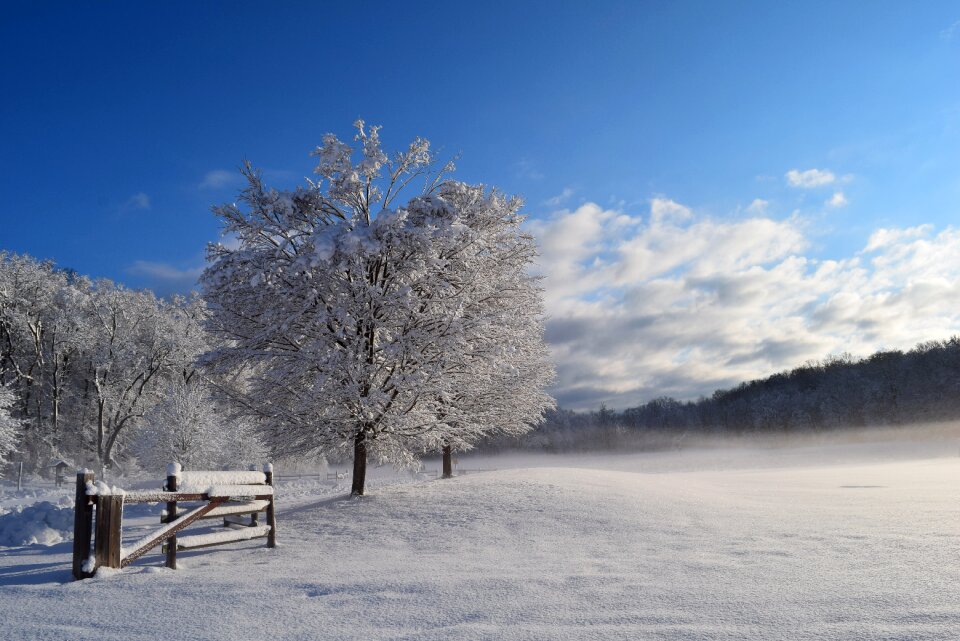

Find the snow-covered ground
[[1, 439, 959, 640]]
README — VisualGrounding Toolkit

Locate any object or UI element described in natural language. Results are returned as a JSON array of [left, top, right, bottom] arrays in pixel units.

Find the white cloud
[[127, 260, 204, 295], [649, 197, 692, 225], [745, 198, 769, 214], [827, 191, 848, 208], [513, 158, 544, 181], [200, 169, 242, 190], [863, 225, 932, 252], [120, 192, 151, 212], [785, 168, 836, 188], [532, 199, 960, 410], [128, 231, 244, 295], [544, 187, 575, 207]]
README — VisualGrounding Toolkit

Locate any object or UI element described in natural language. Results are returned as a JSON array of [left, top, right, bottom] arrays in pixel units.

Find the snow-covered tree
[[216, 415, 268, 469], [0, 384, 22, 467], [202, 121, 553, 494]]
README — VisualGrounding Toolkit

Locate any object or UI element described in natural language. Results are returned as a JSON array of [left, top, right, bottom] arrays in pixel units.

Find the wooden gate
[[73, 463, 277, 580]]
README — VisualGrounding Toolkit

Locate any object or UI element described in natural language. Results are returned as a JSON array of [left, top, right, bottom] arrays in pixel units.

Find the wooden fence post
[[94, 494, 123, 569], [72, 470, 95, 580], [166, 462, 181, 569], [264, 463, 277, 548], [248, 464, 260, 528]]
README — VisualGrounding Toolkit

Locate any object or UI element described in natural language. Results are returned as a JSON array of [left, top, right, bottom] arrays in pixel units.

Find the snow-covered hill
[[1, 446, 959, 640]]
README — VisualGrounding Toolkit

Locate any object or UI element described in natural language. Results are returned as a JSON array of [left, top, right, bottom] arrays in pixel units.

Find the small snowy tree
[[77, 286, 208, 476], [0, 384, 22, 467], [137, 378, 222, 471], [407, 182, 555, 475], [202, 121, 554, 495], [216, 415, 268, 469], [137, 375, 267, 473]]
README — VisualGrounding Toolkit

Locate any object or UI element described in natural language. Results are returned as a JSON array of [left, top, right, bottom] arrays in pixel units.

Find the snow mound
[[0, 496, 74, 546]]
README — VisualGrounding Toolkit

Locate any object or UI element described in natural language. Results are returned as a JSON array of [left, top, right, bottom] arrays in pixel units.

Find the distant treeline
[[489, 337, 960, 452]]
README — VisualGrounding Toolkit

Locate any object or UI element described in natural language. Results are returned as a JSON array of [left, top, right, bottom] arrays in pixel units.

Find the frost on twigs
[[202, 122, 554, 494], [0, 384, 23, 467]]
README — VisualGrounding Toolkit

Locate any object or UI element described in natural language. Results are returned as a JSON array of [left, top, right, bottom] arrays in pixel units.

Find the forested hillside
[[507, 339, 960, 452]]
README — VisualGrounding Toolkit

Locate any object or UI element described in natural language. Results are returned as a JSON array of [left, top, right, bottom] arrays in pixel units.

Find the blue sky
[[3, 2, 960, 409]]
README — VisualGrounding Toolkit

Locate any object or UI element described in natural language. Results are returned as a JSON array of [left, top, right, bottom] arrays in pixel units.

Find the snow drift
[[0, 497, 74, 546]]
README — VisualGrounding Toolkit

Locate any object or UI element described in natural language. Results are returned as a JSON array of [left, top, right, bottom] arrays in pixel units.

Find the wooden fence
[[72, 463, 277, 580]]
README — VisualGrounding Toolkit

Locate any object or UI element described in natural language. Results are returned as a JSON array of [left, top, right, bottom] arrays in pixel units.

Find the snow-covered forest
[[0, 252, 265, 477]]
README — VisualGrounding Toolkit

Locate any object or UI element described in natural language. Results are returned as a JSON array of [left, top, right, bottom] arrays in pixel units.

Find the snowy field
[[1, 437, 959, 640]]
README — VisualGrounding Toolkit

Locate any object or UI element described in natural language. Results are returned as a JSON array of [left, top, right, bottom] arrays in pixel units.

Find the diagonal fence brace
[[120, 497, 227, 568]]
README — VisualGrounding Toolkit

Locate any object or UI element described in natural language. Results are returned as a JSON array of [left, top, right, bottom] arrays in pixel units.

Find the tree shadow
[[0, 541, 74, 586], [280, 492, 361, 518]]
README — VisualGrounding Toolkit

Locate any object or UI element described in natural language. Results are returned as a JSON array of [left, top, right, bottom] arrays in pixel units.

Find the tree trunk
[[52, 356, 61, 435], [351, 432, 367, 496], [442, 444, 453, 478], [96, 398, 106, 476]]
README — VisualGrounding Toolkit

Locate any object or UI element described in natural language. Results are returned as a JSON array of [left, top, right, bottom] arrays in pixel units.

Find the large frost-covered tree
[[202, 121, 553, 495]]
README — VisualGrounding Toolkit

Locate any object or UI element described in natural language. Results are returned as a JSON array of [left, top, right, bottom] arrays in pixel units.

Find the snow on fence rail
[[270, 471, 346, 482], [71, 463, 277, 580]]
